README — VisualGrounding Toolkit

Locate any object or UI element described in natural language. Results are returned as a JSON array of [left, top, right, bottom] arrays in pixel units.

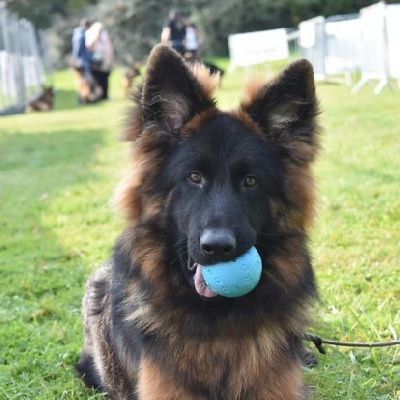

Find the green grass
[[0, 61, 399, 399]]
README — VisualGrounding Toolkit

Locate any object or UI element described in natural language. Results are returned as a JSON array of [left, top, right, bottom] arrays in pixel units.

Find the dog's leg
[[255, 361, 307, 400], [76, 349, 102, 389], [300, 345, 318, 367], [76, 265, 111, 391]]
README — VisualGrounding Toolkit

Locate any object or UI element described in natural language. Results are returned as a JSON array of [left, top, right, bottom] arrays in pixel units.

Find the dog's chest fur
[[88, 260, 306, 400]]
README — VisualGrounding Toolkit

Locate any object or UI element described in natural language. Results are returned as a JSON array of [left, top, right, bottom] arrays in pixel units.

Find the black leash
[[303, 333, 400, 355]]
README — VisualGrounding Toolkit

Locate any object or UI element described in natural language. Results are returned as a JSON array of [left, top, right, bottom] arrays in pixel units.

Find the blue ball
[[201, 247, 262, 298]]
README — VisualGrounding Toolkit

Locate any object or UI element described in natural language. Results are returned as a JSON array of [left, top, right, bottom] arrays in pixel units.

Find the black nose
[[200, 228, 237, 258]]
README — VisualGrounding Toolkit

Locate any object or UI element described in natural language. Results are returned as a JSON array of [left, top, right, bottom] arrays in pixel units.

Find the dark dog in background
[[75, 71, 103, 104], [122, 62, 141, 98], [184, 51, 225, 80], [76, 44, 320, 399], [26, 86, 54, 112], [202, 60, 225, 78]]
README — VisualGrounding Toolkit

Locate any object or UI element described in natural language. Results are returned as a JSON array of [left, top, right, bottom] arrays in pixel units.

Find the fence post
[[0, 1, 10, 108], [12, 14, 26, 105], [26, 20, 45, 88], [299, 16, 327, 80], [0, 1, 46, 114], [352, 1, 392, 94]]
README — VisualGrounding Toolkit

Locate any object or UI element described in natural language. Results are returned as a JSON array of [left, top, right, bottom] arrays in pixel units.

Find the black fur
[[75, 352, 102, 389]]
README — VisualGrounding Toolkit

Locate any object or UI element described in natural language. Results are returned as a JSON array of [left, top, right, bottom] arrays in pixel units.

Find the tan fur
[[180, 108, 219, 136], [228, 109, 265, 137], [241, 75, 266, 106], [285, 163, 316, 230], [138, 359, 196, 399], [114, 126, 167, 221], [122, 63, 141, 98], [191, 62, 220, 97], [137, 338, 305, 400], [132, 319, 305, 399]]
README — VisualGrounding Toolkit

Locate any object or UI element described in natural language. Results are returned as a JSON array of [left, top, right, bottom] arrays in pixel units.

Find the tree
[[5, 0, 97, 28], [29, 0, 385, 66], [86, 0, 167, 64]]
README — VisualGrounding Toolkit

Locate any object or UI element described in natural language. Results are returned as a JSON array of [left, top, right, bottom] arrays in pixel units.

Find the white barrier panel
[[0, 51, 17, 97], [299, 17, 326, 78], [386, 4, 400, 79], [359, 2, 386, 80], [228, 29, 289, 69], [352, 1, 400, 93], [0, 3, 46, 113], [300, 15, 362, 80], [299, 19, 316, 48], [325, 18, 362, 74]]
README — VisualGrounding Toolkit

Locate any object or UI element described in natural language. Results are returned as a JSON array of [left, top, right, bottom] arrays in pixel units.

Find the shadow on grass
[[329, 155, 395, 183], [0, 127, 109, 397], [0, 128, 105, 176], [54, 89, 82, 111], [54, 89, 110, 112]]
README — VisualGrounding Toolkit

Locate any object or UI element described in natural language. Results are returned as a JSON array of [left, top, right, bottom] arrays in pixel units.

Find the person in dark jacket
[[161, 10, 186, 56]]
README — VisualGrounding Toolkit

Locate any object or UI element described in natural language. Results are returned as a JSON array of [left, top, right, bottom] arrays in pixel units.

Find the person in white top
[[86, 22, 114, 100], [184, 21, 200, 59]]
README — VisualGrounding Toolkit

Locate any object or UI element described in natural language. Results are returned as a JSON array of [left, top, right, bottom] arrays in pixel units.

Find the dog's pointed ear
[[141, 45, 216, 132], [241, 59, 319, 161]]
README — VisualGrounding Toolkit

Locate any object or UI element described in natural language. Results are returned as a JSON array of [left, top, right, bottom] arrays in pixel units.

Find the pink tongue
[[194, 263, 218, 298]]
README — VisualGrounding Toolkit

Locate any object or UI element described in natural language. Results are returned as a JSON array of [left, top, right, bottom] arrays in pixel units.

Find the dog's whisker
[[168, 243, 191, 270], [187, 260, 196, 271]]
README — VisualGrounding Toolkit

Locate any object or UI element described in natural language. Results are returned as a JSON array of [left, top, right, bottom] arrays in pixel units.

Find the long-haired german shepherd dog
[[76, 44, 320, 399]]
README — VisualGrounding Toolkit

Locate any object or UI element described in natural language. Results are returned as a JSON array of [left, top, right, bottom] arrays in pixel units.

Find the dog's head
[[42, 85, 54, 98], [117, 45, 319, 302]]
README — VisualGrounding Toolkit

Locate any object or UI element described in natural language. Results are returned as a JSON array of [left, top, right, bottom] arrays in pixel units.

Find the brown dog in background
[[122, 62, 141, 98], [26, 86, 54, 112], [75, 71, 103, 104]]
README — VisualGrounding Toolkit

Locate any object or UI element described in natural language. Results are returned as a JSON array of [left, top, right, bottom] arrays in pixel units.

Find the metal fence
[[227, 1, 399, 94], [0, 1, 47, 115], [299, 2, 400, 93]]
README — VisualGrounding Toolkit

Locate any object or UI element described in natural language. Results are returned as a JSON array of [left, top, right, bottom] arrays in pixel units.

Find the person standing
[[86, 22, 114, 100], [161, 10, 186, 56], [185, 21, 200, 60]]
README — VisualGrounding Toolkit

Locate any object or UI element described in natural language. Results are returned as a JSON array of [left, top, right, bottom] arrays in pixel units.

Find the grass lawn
[[0, 60, 399, 399]]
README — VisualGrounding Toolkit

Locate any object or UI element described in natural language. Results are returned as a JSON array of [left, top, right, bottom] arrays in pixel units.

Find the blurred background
[[1, 0, 399, 114], [4, 0, 389, 63]]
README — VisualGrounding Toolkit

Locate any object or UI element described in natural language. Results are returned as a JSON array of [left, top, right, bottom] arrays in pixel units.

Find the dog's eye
[[243, 176, 258, 188], [188, 172, 203, 185]]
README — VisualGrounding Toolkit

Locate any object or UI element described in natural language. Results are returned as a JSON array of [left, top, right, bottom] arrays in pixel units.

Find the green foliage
[[84, 0, 167, 64], [11, 0, 388, 66], [0, 62, 399, 399], [5, 0, 97, 28]]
